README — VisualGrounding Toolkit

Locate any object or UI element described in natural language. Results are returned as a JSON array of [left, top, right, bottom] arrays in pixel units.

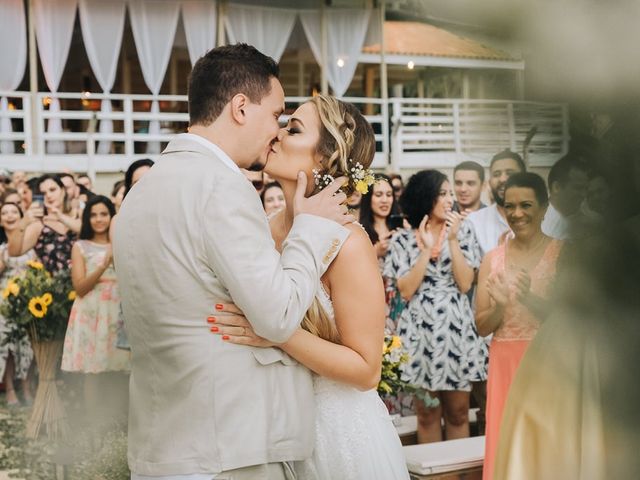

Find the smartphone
[[32, 194, 47, 216], [388, 214, 405, 231]]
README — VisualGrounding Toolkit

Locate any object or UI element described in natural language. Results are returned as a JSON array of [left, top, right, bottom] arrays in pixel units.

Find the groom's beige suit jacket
[[113, 134, 349, 476]]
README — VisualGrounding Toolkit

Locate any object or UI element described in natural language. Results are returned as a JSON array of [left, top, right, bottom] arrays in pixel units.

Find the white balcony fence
[[0, 91, 568, 173]]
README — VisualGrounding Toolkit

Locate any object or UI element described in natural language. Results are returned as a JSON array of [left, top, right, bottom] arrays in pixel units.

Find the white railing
[[390, 98, 569, 169], [0, 91, 568, 173]]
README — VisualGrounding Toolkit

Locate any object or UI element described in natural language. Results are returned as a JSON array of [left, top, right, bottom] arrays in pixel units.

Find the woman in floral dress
[[0, 202, 35, 406], [385, 169, 488, 443]]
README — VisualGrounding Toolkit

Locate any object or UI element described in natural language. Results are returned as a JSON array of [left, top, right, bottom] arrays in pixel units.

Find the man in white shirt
[[453, 160, 486, 213], [542, 154, 590, 240], [466, 150, 526, 257]]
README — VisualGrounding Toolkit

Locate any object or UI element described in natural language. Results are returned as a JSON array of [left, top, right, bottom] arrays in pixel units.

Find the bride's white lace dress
[[295, 287, 410, 480]]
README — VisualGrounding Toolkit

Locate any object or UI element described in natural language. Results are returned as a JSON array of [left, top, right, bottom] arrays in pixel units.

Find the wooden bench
[[403, 436, 485, 479]]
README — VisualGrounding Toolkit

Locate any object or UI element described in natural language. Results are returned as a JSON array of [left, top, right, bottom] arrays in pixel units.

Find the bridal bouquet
[[378, 333, 439, 408], [378, 334, 410, 396], [0, 260, 75, 439]]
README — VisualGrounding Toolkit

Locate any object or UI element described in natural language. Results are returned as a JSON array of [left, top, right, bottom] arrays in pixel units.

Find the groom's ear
[[230, 93, 248, 125]]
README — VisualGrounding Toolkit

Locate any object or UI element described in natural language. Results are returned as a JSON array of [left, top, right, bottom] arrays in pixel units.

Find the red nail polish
[[215, 304, 223, 310], [222, 335, 230, 340], [207, 316, 216, 323], [210, 326, 219, 332]]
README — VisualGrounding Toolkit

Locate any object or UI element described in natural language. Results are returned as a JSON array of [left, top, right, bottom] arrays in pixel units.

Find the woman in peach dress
[[475, 173, 563, 479]]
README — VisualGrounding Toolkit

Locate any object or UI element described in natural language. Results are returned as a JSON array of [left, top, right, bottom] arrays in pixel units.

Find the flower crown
[[312, 160, 376, 195]]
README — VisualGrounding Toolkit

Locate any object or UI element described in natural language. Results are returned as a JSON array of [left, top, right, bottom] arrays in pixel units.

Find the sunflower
[[41, 292, 53, 306], [27, 260, 44, 270], [3, 280, 19, 298], [8, 281, 19, 296], [68, 291, 77, 301], [390, 335, 402, 351], [28, 297, 47, 318]]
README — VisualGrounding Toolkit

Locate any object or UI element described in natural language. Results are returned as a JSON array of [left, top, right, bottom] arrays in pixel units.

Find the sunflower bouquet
[[1, 259, 74, 343], [0, 259, 75, 439]]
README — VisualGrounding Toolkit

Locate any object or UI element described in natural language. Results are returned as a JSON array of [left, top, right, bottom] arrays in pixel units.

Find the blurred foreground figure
[[494, 167, 640, 479]]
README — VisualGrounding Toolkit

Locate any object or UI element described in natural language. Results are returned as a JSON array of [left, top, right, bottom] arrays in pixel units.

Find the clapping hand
[[416, 215, 435, 252], [445, 210, 468, 241], [512, 269, 531, 300], [208, 303, 276, 348], [486, 271, 510, 306]]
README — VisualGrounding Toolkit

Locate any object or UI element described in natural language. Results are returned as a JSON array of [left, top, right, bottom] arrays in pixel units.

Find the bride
[[211, 95, 410, 480]]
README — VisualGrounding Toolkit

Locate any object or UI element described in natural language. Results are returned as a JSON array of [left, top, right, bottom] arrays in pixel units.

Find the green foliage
[[0, 262, 74, 345]]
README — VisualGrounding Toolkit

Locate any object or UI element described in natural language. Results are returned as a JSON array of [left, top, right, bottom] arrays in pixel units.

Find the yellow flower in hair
[[41, 292, 53, 306], [2, 286, 10, 299], [27, 260, 44, 270], [28, 297, 47, 318], [68, 291, 77, 301], [355, 180, 370, 195]]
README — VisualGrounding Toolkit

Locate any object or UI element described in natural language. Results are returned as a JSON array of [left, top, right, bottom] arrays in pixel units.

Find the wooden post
[[379, 1, 389, 167], [28, 0, 39, 156], [320, 0, 328, 95], [364, 66, 375, 115], [297, 56, 305, 97], [216, 0, 226, 47]]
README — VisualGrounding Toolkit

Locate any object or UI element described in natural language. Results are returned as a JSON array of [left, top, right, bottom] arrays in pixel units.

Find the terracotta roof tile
[[363, 21, 516, 61]]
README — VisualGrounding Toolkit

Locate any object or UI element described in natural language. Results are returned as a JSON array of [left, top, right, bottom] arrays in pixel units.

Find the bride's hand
[[208, 303, 277, 348]]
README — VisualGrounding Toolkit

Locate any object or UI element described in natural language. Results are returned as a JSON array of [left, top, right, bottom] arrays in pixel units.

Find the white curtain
[[181, 0, 217, 66], [225, 4, 297, 62], [79, 0, 126, 154], [0, 0, 27, 154], [34, 0, 78, 154], [300, 8, 371, 97], [128, 0, 181, 153]]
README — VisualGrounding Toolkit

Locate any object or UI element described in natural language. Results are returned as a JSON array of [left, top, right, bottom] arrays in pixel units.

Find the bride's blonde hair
[[300, 95, 375, 342]]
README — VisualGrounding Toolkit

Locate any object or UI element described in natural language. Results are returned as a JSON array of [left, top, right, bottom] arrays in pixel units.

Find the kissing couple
[[114, 43, 409, 480]]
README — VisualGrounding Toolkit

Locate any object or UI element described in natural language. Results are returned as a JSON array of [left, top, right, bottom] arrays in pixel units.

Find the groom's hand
[[293, 172, 355, 225]]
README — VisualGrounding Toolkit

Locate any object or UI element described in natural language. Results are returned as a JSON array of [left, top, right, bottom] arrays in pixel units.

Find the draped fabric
[[33, 0, 78, 154], [300, 8, 371, 97], [224, 4, 297, 62], [79, 0, 126, 154], [128, 0, 181, 153], [181, 0, 217, 66], [0, 0, 27, 154]]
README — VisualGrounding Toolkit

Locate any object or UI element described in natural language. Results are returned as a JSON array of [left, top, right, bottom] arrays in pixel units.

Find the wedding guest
[[8, 174, 79, 274], [76, 174, 93, 192], [62, 195, 129, 428], [2, 188, 21, 205], [123, 159, 154, 198], [385, 169, 487, 443], [11, 170, 27, 187], [110, 180, 125, 212], [242, 169, 265, 195], [453, 161, 486, 213], [19, 178, 38, 212], [475, 172, 562, 480], [466, 150, 526, 257], [360, 174, 401, 261], [347, 190, 362, 218], [0, 202, 35, 406], [542, 154, 590, 240], [59, 172, 81, 217], [260, 181, 285, 215], [389, 173, 405, 203]]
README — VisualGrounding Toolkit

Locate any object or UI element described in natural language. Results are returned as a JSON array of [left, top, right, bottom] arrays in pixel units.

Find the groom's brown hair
[[188, 43, 279, 127]]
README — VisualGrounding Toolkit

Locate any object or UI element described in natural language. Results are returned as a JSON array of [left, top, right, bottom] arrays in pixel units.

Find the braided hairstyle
[[309, 95, 376, 196], [301, 95, 376, 343]]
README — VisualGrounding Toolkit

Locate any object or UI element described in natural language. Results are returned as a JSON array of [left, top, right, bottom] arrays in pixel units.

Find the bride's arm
[[281, 225, 385, 390], [211, 225, 385, 391]]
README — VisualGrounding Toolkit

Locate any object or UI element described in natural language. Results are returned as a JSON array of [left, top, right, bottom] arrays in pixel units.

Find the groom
[[113, 44, 353, 480]]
